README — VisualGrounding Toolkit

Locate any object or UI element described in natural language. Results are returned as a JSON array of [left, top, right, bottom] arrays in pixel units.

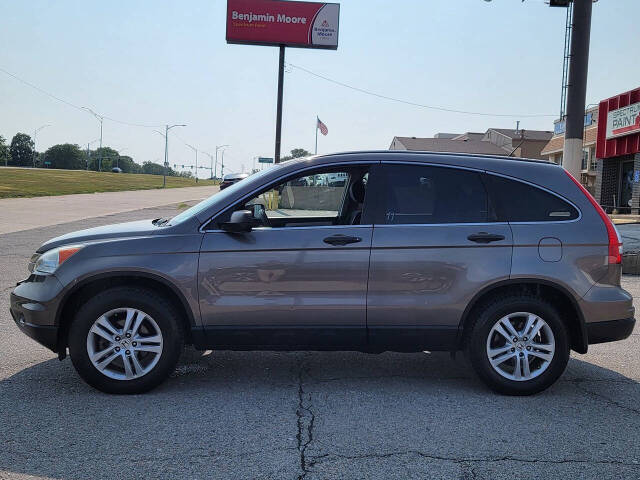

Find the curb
[[623, 253, 640, 275]]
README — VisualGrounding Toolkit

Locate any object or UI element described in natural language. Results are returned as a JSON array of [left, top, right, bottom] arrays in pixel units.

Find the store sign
[[226, 0, 340, 49], [553, 112, 593, 135], [606, 102, 640, 139]]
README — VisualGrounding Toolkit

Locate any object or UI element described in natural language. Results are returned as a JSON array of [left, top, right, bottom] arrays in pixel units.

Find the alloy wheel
[[485, 311, 555, 381], [86, 308, 163, 381]]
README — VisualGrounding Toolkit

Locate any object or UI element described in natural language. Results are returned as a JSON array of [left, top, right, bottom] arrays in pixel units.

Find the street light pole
[[202, 152, 214, 179], [162, 124, 186, 188], [86, 138, 99, 170], [185, 143, 199, 183], [33, 124, 51, 167], [83, 108, 104, 171], [214, 144, 230, 179]]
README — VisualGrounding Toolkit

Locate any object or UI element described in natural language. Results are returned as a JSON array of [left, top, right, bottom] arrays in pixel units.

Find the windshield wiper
[[152, 217, 170, 226]]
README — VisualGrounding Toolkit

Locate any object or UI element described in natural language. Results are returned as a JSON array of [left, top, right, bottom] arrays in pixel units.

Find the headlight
[[30, 245, 84, 275]]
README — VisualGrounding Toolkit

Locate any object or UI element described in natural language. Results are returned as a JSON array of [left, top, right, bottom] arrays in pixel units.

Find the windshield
[[169, 164, 285, 225]]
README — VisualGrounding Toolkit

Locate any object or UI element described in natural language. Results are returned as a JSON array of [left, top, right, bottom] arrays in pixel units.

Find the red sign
[[596, 86, 640, 159], [226, 0, 340, 49]]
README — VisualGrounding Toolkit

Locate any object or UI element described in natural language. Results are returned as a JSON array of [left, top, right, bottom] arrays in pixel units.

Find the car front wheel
[[466, 295, 570, 395], [68, 286, 184, 394]]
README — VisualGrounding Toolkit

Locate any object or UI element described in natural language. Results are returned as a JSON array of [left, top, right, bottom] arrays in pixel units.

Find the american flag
[[317, 117, 328, 136]]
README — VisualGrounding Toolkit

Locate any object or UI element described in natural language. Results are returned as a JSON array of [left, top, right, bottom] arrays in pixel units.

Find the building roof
[[451, 132, 485, 141], [433, 133, 459, 139], [391, 136, 508, 155], [540, 125, 598, 155], [489, 128, 554, 141]]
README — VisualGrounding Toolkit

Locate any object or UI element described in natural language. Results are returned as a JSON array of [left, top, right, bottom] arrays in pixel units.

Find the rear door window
[[379, 164, 488, 224], [483, 174, 579, 222]]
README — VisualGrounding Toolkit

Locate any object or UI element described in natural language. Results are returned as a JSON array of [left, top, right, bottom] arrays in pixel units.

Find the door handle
[[467, 232, 506, 244], [323, 234, 362, 246]]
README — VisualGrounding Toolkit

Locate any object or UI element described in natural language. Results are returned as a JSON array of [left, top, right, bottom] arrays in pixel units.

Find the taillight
[[565, 170, 622, 264]]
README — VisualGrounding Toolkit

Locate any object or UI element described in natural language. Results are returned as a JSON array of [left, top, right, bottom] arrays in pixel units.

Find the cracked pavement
[[2, 205, 640, 479]]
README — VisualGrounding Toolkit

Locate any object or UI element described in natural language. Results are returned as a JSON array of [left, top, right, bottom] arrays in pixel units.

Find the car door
[[366, 162, 513, 351], [198, 164, 374, 349]]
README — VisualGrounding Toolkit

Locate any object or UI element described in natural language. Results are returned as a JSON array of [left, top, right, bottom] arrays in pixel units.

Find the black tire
[[465, 295, 570, 396], [68, 286, 184, 394]]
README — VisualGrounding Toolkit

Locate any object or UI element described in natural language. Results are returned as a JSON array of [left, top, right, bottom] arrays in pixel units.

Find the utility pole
[[562, 0, 593, 179], [221, 148, 226, 177], [33, 124, 51, 168], [85, 138, 99, 171], [214, 145, 229, 179], [274, 45, 285, 163], [159, 124, 186, 188], [83, 108, 104, 171], [202, 151, 214, 179], [186, 143, 199, 183]]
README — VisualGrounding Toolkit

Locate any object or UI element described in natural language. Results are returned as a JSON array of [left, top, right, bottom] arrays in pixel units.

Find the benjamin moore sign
[[226, 0, 340, 49], [606, 102, 640, 139]]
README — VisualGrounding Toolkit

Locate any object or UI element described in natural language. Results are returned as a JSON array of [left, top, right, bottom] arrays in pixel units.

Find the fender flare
[[457, 278, 588, 353]]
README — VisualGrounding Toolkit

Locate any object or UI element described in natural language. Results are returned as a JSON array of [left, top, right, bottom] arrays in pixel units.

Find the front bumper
[[10, 305, 58, 351], [10, 274, 65, 352], [587, 317, 635, 345]]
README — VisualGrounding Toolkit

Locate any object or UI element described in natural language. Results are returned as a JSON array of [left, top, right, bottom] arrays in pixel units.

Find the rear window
[[484, 174, 579, 222]]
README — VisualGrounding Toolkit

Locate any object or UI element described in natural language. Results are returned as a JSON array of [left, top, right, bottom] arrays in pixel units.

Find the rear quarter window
[[484, 174, 579, 222]]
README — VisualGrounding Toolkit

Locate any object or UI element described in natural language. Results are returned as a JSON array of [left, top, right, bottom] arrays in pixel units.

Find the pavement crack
[[295, 357, 315, 480], [572, 381, 640, 416], [308, 450, 640, 468]]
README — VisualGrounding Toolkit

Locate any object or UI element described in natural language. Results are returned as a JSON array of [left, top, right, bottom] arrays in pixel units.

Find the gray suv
[[10, 151, 635, 395]]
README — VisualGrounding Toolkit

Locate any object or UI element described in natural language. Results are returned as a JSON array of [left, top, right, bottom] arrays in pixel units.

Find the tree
[[9, 133, 34, 167], [44, 144, 85, 170], [142, 161, 175, 176], [281, 148, 311, 161], [90, 146, 120, 171], [116, 155, 142, 174], [0, 135, 9, 166]]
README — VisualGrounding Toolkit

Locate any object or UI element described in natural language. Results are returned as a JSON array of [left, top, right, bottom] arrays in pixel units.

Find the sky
[[1, 0, 639, 177]]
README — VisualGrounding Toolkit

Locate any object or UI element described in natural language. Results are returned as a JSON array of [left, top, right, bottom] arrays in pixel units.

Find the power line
[[0, 65, 163, 128], [286, 62, 556, 118]]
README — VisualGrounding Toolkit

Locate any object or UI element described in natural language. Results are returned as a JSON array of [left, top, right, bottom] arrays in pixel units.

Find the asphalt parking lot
[[2, 206, 640, 480]]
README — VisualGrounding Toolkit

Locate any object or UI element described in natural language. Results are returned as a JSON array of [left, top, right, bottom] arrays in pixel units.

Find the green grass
[[0, 167, 218, 198]]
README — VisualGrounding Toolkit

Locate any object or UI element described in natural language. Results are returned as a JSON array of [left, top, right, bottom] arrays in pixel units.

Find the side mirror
[[221, 210, 254, 233]]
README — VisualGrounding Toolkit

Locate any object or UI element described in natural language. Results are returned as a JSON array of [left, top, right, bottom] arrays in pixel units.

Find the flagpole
[[315, 116, 318, 155]]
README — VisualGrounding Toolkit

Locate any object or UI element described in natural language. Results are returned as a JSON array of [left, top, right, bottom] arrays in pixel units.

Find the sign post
[[226, 0, 340, 163]]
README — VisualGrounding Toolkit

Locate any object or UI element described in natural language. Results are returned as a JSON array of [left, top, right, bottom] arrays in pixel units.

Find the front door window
[[215, 167, 369, 229]]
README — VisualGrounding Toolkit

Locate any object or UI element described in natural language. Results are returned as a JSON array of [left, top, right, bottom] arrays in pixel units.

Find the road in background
[[619, 223, 640, 253], [1, 205, 640, 479], [0, 185, 218, 234]]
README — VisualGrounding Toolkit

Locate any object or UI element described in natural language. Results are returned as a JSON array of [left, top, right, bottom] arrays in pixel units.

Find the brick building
[[541, 106, 599, 194], [540, 87, 640, 213], [594, 86, 640, 213]]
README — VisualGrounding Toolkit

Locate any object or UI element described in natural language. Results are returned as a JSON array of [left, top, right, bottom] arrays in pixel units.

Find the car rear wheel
[[466, 295, 569, 395], [68, 287, 184, 394]]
